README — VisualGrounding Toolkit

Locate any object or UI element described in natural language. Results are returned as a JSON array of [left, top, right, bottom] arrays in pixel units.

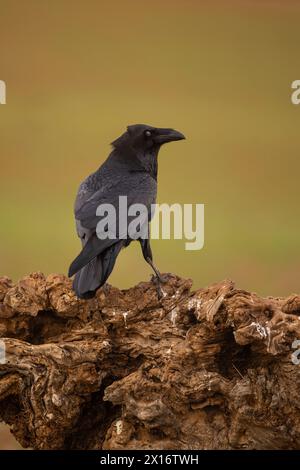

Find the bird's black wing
[[69, 173, 156, 277]]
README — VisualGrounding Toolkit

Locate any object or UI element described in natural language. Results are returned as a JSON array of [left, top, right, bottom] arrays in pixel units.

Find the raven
[[68, 124, 185, 299]]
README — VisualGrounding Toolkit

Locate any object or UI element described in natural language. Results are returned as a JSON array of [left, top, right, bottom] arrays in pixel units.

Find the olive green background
[[1, 0, 300, 448]]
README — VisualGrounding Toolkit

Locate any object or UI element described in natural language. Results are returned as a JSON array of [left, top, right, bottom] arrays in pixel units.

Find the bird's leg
[[146, 257, 166, 299], [101, 283, 111, 296], [140, 237, 167, 300], [146, 257, 164, 282]]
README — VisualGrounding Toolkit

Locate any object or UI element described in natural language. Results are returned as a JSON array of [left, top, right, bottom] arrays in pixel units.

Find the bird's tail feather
[[72, 241, 124, 299], [68, 233, 117, 277], [73, 254, 103, 299]]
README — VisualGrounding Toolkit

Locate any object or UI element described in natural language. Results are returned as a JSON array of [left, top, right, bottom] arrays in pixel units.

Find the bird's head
[[111, 124, 185, 179], [112, 124, 185, 153]]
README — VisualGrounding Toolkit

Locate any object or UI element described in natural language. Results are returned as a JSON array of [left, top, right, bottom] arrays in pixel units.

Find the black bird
[[68, 124, 185, 299]]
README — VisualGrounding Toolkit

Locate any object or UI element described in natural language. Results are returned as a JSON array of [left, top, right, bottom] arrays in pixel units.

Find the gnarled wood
[[0, 272, 299, 449]]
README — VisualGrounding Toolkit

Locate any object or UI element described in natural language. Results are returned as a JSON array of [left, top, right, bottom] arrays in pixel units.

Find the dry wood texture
[[0, 272, 300, 449]]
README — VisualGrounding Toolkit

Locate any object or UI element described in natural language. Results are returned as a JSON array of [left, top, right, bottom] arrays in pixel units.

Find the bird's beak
[[153, 128, 185, 145]]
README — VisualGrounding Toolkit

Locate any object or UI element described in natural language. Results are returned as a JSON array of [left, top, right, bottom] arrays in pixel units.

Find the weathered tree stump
[[0, 272, 300, 449]]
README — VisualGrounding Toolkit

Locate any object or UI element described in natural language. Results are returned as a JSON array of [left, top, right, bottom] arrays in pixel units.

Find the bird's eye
[[144, 130, 152, 137]]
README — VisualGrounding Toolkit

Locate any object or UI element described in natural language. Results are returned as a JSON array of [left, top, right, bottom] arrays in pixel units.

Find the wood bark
[[0, 272, 300, 449]]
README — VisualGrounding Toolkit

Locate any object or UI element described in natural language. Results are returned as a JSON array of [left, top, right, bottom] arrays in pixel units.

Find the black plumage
[[68, 124, 185, 299]]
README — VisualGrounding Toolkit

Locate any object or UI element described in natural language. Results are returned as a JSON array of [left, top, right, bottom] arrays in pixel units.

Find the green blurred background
[[1, 0, 300, 448]]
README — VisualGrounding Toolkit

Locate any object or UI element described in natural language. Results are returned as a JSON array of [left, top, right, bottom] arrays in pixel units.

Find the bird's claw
[[151, 274, 165, 300], [101, 283, 110, 296]]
